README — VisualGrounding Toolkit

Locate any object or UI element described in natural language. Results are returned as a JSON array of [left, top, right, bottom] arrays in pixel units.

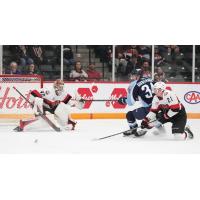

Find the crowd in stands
[[153, 45, 192, 82], [115, 45, 193, 82], [2, 45, 198, 82], [69, 61, 102, 81], [115, 45, 152, 80], [3, 45, 104, 81]]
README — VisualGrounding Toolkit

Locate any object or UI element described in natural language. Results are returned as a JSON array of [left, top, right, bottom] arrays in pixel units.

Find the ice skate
[[13, 120, 25, 132], [135, 129, 147, 137], [13, 126, 23, 132], [68, 119, 77, 130], [184, 125, 194, 139], [123, 129, 136, 136]]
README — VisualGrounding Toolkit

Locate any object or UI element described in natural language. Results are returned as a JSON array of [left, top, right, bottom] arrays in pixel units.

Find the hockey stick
[[83, 99, 118, 102], [13, 86, 61, 132], [72, 99, 119, 102], [95, 119, 157, 140], [94, 127, 138, 140]]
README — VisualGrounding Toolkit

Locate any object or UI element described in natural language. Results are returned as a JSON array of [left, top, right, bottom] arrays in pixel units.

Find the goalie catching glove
[[72, 93, 85, 109], [76, 98, 85, 109]]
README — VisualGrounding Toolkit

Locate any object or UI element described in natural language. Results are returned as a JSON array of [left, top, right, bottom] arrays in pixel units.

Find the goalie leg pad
[[14, 117, 39, 132], [33, 97, 44, 114], [54, 102, 71, 126]]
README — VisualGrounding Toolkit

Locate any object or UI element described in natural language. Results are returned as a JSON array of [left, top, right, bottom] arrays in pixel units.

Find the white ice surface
[[0, 119, 199, 153]]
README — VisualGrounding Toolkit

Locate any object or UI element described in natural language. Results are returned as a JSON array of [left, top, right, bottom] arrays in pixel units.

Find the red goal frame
[[0, 74, 44, 88]]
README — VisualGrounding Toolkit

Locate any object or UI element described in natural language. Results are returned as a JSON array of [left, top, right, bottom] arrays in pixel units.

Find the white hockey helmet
[[153, 81, 166, 91], [54, 79, 64, 95]]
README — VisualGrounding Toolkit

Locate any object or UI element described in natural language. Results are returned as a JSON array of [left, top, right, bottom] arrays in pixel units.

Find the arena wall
[[0, 82, 199, 120]]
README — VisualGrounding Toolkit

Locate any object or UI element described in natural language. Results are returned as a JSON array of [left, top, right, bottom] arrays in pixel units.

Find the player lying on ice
[[14, 79, 85, 132], [138, 81, 193, 140]]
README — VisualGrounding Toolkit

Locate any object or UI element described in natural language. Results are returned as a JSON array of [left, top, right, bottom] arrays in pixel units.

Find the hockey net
[[0, 75, 44, 123]]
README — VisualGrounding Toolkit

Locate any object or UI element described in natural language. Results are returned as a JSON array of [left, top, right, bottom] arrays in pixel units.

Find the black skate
[[13, 120, 25, 132], [135, 129, 147, 137], [123, 129, 137, 136], [184, 126, 194, 139], [123, 127, 147, 137], [13, 126, 23, 132], [68, 119, 77, 130]]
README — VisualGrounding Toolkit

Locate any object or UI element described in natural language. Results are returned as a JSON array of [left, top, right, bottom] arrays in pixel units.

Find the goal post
[[0, 75, 44, 122]]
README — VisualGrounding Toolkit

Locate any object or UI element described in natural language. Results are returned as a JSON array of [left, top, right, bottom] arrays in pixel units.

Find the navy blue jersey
[[126, 77, 154, 107]]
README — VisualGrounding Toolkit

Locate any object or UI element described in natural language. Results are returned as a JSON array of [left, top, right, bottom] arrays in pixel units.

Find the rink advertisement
[[0, 82, 200, 119]]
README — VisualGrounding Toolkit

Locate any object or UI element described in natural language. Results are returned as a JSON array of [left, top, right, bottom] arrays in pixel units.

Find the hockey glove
[[75, 98, 85, 110], [156, 111, 170, 121], [51, 100, 60, 108], [118, 97, 127, 105], [79, 98, 85, 103], [141, 118, 153, 129]]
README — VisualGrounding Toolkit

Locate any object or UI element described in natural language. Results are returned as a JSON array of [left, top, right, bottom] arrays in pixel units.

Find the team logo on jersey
[[184, 91, 200, 104]]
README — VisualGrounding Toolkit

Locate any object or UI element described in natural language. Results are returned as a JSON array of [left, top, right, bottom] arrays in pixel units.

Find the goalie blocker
[[14, 79, 85, 132]]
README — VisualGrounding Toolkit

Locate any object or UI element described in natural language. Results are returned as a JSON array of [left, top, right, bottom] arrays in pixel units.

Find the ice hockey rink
[[0, 119, 199, 154]]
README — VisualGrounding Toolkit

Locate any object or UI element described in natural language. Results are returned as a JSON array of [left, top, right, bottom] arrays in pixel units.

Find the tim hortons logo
[[184, 91, 200, 104], [77, 88, 93, 109], [0, 86, 31, 109]]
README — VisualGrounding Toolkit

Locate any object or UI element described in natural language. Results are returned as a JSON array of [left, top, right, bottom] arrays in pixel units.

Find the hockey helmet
[[131, 69, 143, 76], [54, 79, 64, 94], [129, 69, 143, 80], [153, 81, 166, 91]]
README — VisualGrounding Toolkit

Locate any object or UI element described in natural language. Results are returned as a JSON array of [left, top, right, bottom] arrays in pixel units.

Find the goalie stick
[[13, 86, 61, 132]]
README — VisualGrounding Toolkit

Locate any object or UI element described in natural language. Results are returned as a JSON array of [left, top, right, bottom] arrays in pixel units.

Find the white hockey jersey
[[39, 85, 80, 107], [146, 89, 184, 120], [40, 85, 69, 101]]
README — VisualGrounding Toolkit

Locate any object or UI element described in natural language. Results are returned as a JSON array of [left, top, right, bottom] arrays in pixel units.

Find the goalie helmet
[[153, 81, 166, 91], [54, 79, 64, 95]]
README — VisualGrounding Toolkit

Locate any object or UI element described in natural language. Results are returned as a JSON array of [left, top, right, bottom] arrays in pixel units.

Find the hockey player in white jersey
[[14, 79, 85, 132], [139, 81, 193, 139]]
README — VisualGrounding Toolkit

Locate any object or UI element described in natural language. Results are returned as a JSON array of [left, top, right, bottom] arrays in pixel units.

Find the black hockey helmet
[[130, 69, 143, 77]]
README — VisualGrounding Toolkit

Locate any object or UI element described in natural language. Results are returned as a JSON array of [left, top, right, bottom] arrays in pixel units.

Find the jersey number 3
[[141, 83, 153, 98]]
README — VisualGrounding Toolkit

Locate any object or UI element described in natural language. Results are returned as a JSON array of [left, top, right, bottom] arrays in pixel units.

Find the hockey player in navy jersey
[[118, 70, 154, 136]]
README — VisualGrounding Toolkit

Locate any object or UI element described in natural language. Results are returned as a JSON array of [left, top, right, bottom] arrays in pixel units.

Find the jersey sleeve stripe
[[31, 90, 42, 98], [62, 94, 72, 104]]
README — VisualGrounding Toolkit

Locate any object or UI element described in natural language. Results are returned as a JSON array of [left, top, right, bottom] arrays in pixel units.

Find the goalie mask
[[54, 79, 64, 96]]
